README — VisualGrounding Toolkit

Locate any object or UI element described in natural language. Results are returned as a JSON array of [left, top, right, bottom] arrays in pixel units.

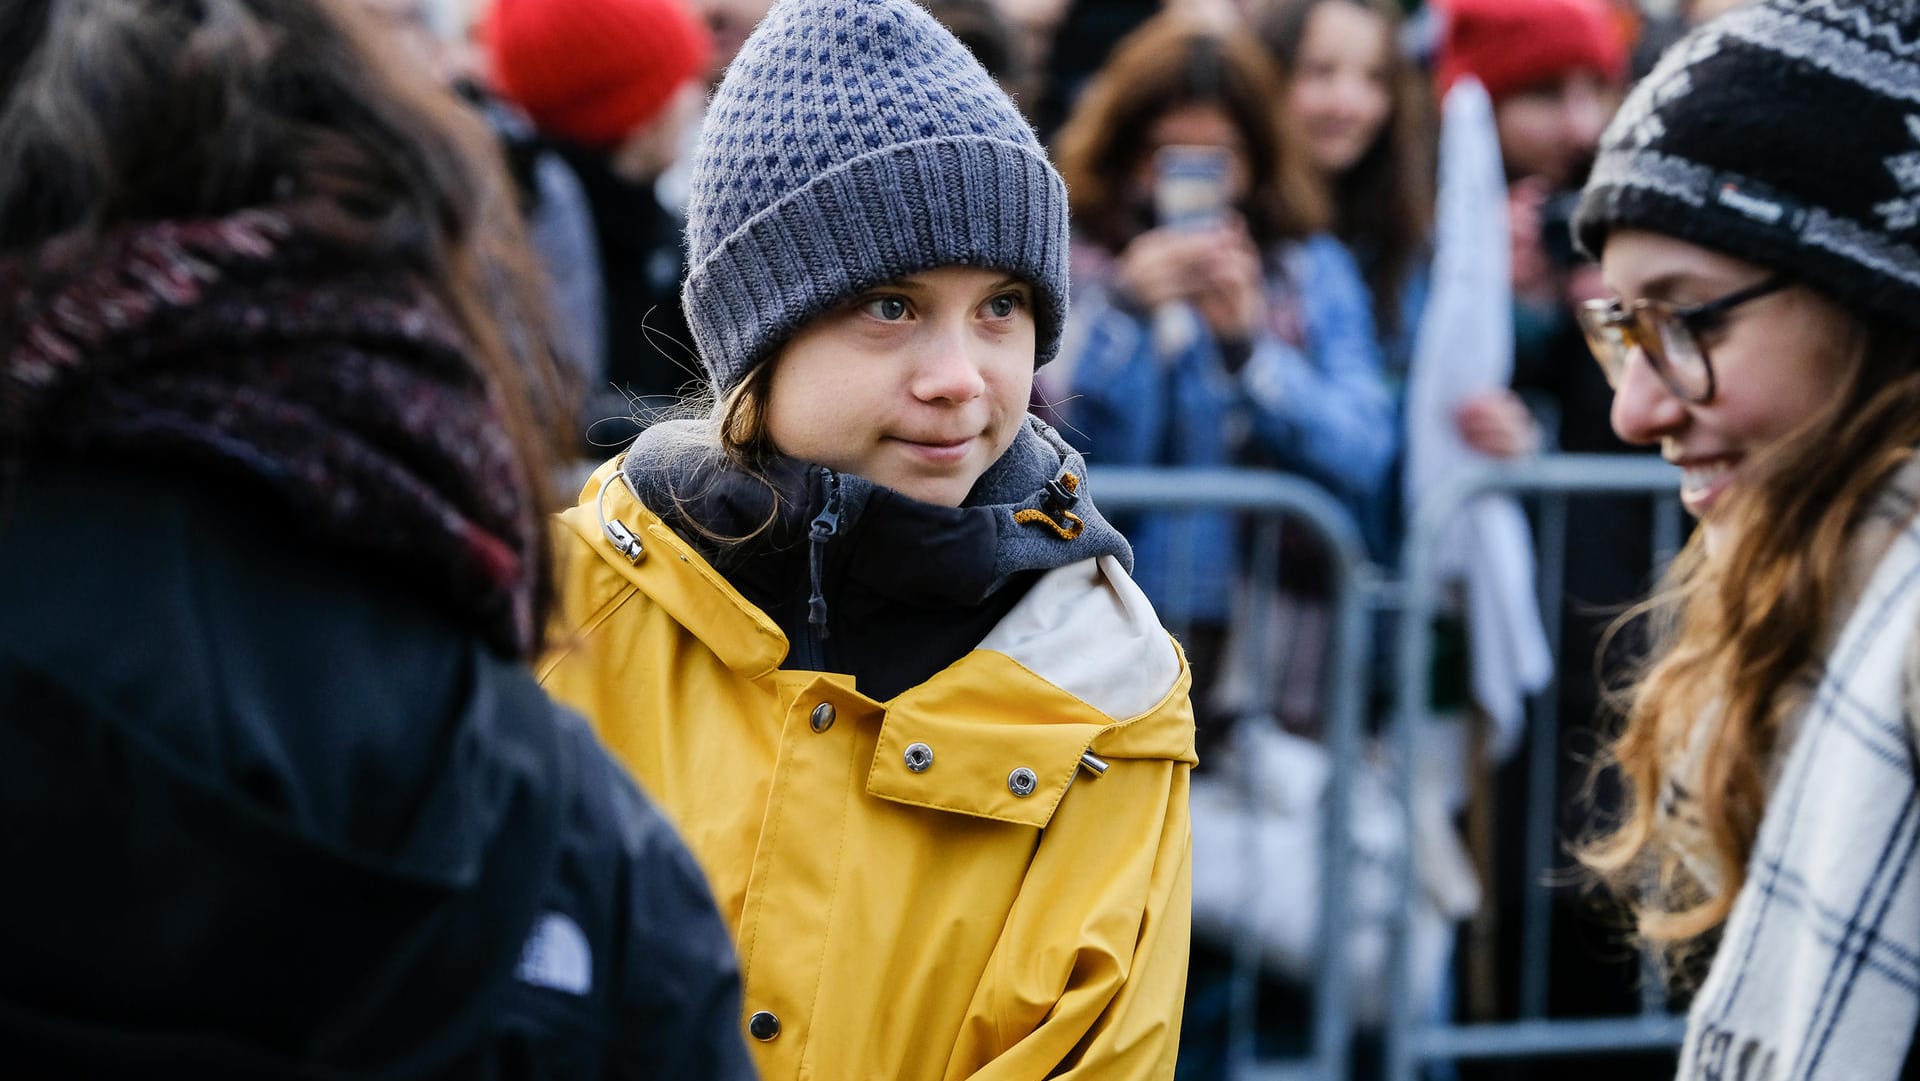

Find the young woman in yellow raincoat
[[535, 0, 1197, 1077]]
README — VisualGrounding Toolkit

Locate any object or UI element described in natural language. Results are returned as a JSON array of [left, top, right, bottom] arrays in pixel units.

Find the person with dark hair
[[1047, 11, 1393, 746], [1434, 0, 1629, 430], [1021, 0, 1157, 143], [538, 0, 1197, 1076], [1433, 0, 1625, 359], [1575, 1, 1920, 1076], [483, 0, 714, 435], [0, 2, 752, 1077], [1438, 0, 1626, 193], [355, 0, 611, 439]]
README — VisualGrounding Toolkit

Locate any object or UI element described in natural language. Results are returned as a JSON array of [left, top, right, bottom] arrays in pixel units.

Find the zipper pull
[[807, 468, 843, 637], [808, 467, 844, 543]]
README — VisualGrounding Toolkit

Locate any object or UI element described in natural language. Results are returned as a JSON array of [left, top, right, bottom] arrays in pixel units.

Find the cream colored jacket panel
[[541, 460, 1196, 1081]]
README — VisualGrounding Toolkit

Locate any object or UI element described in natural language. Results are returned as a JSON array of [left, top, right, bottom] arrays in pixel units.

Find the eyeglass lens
[[1579, 302, 1711, 402]]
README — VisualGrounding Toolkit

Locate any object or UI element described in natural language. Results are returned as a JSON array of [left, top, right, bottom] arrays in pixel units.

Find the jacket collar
[[615, 415, 1134, 646], [561, 456, 789, 680], [559, 460, 1196, 828]]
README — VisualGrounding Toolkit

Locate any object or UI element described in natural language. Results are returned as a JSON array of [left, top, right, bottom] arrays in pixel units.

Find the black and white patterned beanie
[[680, 0, 1071, 396], [1573, 0, 1920, 330]]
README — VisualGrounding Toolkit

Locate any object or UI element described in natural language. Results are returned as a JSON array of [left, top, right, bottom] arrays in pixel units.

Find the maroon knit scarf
[[1, 209, 538, 656]]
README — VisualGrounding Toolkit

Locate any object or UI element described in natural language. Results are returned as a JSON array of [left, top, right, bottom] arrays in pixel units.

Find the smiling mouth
[[890, 434, 976, 462], [1676, 457, 1737, 514]]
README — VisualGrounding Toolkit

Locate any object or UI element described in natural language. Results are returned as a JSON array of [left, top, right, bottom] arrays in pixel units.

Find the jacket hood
[[620, 414, 1132, 594], [609, 416, 1135, 700]]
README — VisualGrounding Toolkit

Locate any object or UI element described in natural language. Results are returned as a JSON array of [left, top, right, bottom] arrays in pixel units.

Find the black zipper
[[799, 467, 843, 670]]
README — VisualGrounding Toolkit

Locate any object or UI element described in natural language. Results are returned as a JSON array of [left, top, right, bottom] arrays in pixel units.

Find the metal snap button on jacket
[[748, 1010, 781, 1041], [809, 702, 836, 733], [904, 742, 934, 773], [1007, 766, 1038, 797]]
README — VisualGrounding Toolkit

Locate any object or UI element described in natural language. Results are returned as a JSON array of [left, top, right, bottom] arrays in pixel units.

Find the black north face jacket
[[0, 464, 756, 1081]]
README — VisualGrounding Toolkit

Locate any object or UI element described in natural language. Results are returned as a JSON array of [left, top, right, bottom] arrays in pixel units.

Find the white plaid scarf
[[1675, 453, 1920, 1080]]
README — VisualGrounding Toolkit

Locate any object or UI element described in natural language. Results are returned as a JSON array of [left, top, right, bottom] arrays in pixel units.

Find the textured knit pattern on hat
[[681, 0, 1070, 395], [484, 0, 711, 149], [1574, 0, 1920, 330]]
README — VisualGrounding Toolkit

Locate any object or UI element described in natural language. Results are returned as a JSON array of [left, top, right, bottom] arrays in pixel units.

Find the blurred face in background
[[692, 0, 775, 83], [353, 0, 452, 79], [611, 81, 706, 181], [1284, 0, 1393, 178], [1687, 0, 1748, 22], [1493, 68, 1617, 188], [1130, 102, 1253, 211], [1162, 0, 1256, 27], [992, 0, 1070, 44]]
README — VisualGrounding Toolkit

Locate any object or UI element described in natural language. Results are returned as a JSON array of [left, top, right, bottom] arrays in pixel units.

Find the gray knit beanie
[[1573, 0, 1920, 330], [680, 0, 1070, 395]]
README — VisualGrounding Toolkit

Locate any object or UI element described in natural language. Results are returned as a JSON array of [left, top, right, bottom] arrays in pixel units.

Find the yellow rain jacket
[[540, 458, 1196, 1080]]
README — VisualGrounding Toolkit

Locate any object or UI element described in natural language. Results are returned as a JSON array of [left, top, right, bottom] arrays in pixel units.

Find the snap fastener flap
[[1007, 767, 1038, 797], [809, 702, 836, 733], [904, 742, 934, 773], [748, 1010, 780, 1041]]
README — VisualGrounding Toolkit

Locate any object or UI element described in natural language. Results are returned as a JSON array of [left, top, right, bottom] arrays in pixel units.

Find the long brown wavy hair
[[1583, 312, 1920, 973], [1255, 0, 1434, 341], [0, 0, 573, 642], [1052, 12, 1328, 254]]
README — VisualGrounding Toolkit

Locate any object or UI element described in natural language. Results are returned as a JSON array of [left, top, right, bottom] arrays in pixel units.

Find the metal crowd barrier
[[1384, 453, 1688, 1080], [1093, 466, 1379, 1081]]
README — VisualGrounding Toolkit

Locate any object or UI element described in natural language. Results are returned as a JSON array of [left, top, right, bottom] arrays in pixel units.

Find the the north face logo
[[515, 912, 592, 996]]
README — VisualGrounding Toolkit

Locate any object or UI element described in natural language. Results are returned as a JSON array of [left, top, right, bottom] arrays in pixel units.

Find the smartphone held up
[[1153, 144, 1233, 232]]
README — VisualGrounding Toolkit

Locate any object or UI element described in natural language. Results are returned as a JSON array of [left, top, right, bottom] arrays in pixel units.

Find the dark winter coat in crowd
[[0, 210, 755, 1081], [463, 82, 609, 404], [554, 141, 702, 433]]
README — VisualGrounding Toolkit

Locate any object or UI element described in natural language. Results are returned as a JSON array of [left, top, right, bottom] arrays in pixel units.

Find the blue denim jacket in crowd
[[1059, 232, 1395, 625]]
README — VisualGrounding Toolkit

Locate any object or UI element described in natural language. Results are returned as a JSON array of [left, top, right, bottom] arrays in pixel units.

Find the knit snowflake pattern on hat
[[1879, 115, 1920, 232], [680, 0, 1070, 394], [1575, 0, 1920, 329]]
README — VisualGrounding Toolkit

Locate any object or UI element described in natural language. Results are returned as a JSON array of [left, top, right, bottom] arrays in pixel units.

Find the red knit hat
[[482, 0, 712, 149], [1436, 0, 1627, 102]]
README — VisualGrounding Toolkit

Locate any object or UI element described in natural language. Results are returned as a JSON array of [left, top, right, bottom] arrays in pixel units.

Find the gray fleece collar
[[967, 415, 1132, 587], [619, 415, 1132, 596]]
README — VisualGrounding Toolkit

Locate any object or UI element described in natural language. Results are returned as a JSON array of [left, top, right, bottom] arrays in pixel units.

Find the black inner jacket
[[645, 456, 1039, 702]]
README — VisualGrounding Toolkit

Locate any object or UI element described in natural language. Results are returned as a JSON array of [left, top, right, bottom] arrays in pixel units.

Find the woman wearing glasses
[[1572, 0, 1920, 1077]]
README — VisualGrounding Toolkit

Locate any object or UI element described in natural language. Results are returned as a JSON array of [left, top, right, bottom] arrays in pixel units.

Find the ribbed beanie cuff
[[684, 135, 1069, 395]]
